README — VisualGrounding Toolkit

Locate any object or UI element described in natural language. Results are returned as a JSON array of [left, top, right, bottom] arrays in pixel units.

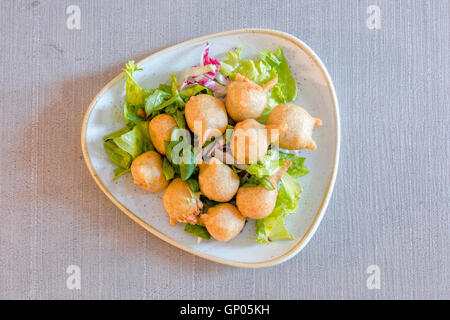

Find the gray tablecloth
[[0, 0, 448, 299]]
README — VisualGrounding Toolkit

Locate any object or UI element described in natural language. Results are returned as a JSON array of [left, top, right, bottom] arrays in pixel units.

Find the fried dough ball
[[198, 158, 240, 202], [200, 203, 246, 242], [236, 160, 291, 219], [185, 94, 228, 146], [163, 178, 203, 226], [266, 104, 322, 150], [230, 119, 285, 164], [131, 151, 169, 192], [225, 74, 278, 121], [149, 114, 177, 155]]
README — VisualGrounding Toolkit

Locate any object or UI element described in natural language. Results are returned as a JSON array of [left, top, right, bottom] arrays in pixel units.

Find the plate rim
[[81, 28, 340, 268]]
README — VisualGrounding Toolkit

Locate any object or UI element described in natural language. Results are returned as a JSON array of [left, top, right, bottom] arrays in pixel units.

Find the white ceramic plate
[[81, 29, 340, 268]]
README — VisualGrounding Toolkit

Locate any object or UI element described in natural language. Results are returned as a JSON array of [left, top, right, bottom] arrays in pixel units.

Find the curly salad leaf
[[103, 121, 154, 180], [220, 46, 298, 122], [123, 61, 150, 107], [184, 223, 211, 240], [278, 152, 309, 178]]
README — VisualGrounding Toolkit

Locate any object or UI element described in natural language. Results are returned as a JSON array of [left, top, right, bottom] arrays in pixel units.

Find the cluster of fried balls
[[130, 74, 321, 242]]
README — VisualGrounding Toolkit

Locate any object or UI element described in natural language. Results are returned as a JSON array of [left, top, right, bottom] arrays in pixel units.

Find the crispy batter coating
[[131, 151, 169, 192], [266, 104, 322, 150], [163, 178, 202, 226], [149, 114, 177, 155], [185, 94, 228, 146], [225, 74, 277, 121], [236, 160, 291, 219], [198, 158, 240, 202], [201, 203, 246, 242]]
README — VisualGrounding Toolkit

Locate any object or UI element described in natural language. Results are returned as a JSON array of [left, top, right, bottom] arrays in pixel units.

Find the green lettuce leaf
[[113, 121, 153, 158], [246, 153, 281, 178], [136, 121, 154, 152], [165, 126, 195, 181], [248, 150, 308, 178], [278, 152, 309, 178], [187, 178, 200, 193], [157, 83, 171, 93], [179, 149, 195, 181], [144, 89, 171, 115], [241, 175, 275, 190], [104, 140, 133, 170], [220, 47, 274, 84], [223, 124, 234, 144], [113, 167, 131, 181], [220, 47, 242, 76], [236, 59, 275, 84], [168, 74, 185, 109], [104, 121, 155, 181], [145, 74, 186, 119], [279, 173, 303, 211], [164, 140, 176, 164], [200, 195, 220, 208], [146, 95, 178, 116], [184, 223, 211, 240], [179, 84, 212, 100], [124, 102, 144, 124], [123, 61, 149, 106], [256, 207, 293, 244], [162, 157, 175, 180], [261, 47, 298, 103], [103, 123, 134, 141], [172, 109, 187, 129]]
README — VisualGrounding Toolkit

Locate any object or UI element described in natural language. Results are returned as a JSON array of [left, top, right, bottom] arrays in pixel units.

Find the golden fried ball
[[266, 104, 322, 150], [198, 158, 240, 202], [230, 119, 285, 164], [131, 151, 169, 192], [236, 186, 278, 219], [185, 94, 228, 146], [225, 74, 277, 121], [200, 203, 246, 242], [149, 114, 177, 155], [163, 178, 202, 226], [236, 160, 291, 219]]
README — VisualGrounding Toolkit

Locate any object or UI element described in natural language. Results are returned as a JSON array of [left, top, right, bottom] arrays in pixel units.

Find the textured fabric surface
[[0, 0, 448, 299]]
